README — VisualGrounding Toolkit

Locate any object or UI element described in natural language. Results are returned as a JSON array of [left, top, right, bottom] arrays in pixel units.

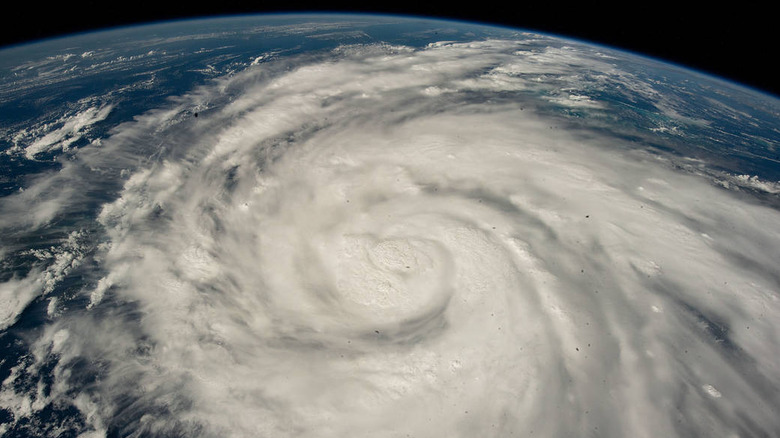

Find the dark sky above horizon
[[1, 2, 776, 97]]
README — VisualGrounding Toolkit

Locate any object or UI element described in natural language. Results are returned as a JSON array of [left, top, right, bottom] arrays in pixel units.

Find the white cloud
[[732, 174, 780, 193], [0, 273, 42, 330], [0, 230, 88, 329], [23, 105, 113, 159], [2, 38, 779, 437], [544, 93, 605, 108]]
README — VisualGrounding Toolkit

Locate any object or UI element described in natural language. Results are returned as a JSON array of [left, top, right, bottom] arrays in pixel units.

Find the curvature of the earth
[[1, 14, 779, 438]]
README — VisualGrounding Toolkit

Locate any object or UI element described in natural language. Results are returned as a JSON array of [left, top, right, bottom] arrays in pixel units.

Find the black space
[[1, 2, 776, 97]]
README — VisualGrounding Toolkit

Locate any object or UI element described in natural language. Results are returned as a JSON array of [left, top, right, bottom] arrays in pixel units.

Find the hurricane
[[1, 17, 779, 438]]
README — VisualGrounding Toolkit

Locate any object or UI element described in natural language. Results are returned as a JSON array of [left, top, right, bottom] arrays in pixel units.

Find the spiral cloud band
[[2, 36, 780, 437]]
